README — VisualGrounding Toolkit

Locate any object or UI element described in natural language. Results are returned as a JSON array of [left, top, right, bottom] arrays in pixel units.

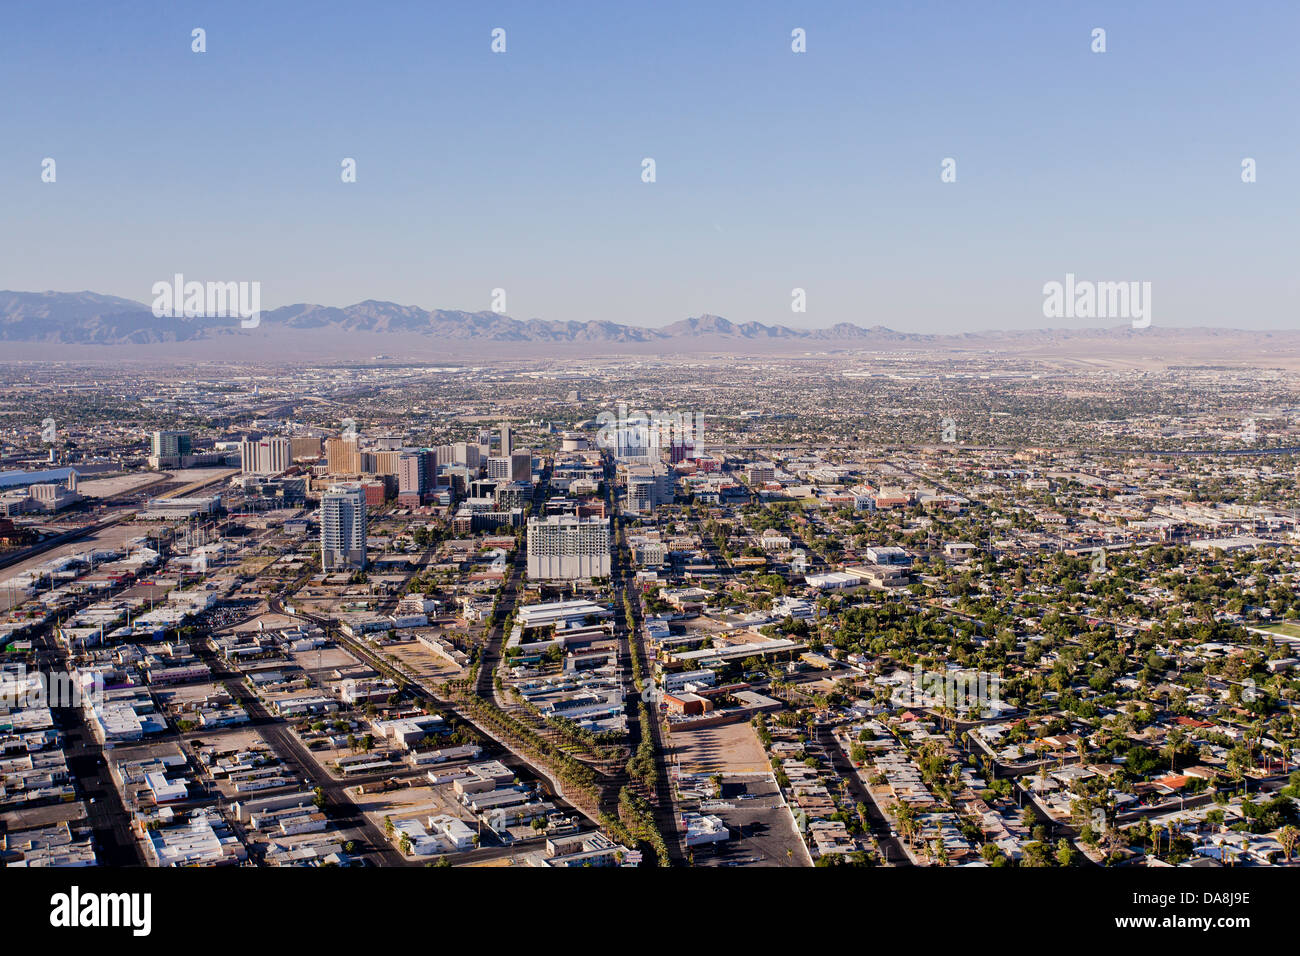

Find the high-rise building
[[526, 515, 611, 580], [325, 437, 362, 475], [151, 430, 192, 459], [490, 453, 532, 482], [510, 450, 532, 483], [373, 450, 403, 476], [500, 423, 513, 457], [485, 451, 530, 482], [494, 481, 531, 511], [320, 483, 367, 569], [240, 437, 291, 475], [398, 452, 426, 499], [453, 442, 481, 471], [626, 462, 675, 515], [613, 419, 652, 461]]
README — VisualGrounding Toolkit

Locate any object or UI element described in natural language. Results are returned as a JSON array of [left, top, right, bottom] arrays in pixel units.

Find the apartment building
[[526, 515, 611, 580]]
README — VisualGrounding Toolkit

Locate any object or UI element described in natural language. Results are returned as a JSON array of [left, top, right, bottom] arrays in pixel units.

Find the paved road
[[475, 462, 550, 702], [268, 592, 605, 837], [189, 625, 408, 866], [604, 456, 687, 864], [53, 695, 147, 865], [818, 724, 912, 866], [18, 585, 147, 864]]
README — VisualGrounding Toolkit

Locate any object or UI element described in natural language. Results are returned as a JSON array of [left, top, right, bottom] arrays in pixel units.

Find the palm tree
[[1164, 728, 1185, 772], [1278, 825, 1299, 863], [930, 839, 948, 866], [893, 803, 919, 847]]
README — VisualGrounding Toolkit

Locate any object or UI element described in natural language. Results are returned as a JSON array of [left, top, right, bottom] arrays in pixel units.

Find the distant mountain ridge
[[0, 290, 1291, 352]]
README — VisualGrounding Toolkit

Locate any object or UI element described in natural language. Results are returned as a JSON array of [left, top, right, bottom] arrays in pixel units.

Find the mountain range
[[0, 290, 932, 346], [0, 290, 1294, 365]]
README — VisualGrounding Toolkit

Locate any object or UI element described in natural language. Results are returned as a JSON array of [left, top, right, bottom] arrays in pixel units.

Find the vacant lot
[[673, 721, 768, 775]]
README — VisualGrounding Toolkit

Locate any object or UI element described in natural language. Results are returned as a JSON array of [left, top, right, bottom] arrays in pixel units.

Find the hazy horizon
[[5, 286, 1300, 337]]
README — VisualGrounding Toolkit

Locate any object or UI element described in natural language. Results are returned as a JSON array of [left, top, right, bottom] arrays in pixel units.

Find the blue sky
[[1, 0, 1296, 332]]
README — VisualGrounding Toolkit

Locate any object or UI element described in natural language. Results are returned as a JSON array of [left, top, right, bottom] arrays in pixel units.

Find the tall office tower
[[526, 515, 611, 580], [397, 452, 426, 497], [626, 462, 675, 515], [374, 450, 403, 476], [269, 437, 291, 474], [320, 484, 368, 569], [494, 481, 531, 511], [651, 418, 697, 462], [613, 419, 652, 461], [325, 437, 362, 475], [500, 423, 513, 457], [240, 437, 291, 475], [510, 449, 532, 483], [453, 442, 481, 470], [486, 456, 512, 481], [151, 430, 193, 459]]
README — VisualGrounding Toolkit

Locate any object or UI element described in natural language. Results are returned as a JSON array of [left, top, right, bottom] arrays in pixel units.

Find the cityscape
[[0, 0, 1292, 939], [1, 353, 1297, 876]]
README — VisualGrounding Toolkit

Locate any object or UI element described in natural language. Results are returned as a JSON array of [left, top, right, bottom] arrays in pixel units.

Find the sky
[[1, 0, 1297, 333]]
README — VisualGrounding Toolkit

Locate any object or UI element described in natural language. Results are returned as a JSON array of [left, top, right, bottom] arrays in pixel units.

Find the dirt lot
[[154, 681, 227, 711], [350, 781, 470, 830], [382, 639, 464, 684], [671, 721, 768, 775], [288, 646, 361, 673]]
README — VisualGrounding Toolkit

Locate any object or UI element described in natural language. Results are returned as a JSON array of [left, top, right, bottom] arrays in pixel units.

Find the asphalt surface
[[818, 723, 912, 866], [188, 636, 408, 866]]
